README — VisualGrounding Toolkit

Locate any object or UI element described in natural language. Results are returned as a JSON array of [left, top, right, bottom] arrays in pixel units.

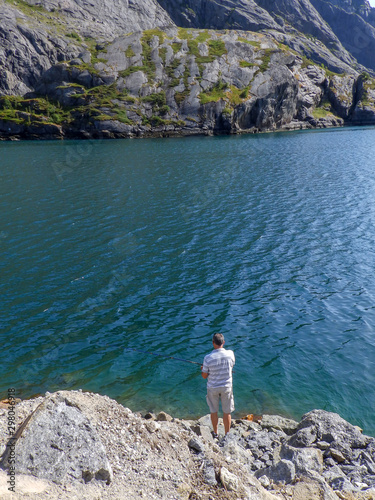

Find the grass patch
[[114, 109, 132, 124], [324, 67, 344, 78], [258, 49, 274, 73], [312, 107, 333, 119], [301, 55, 315, 69], [175, 89, 190, 105], [143, 28, 166, 45], [208, 39, 227, 58], [125, 46, 136, 58], [119, 66, 145, 78], [66, 32, 82, 42], [0, 95, 71, 125], [172, 42, 183, 53], [199, 80, 228, 104], [238, 37, 260, 48], [228, 85, 249, 104], [361, 78, 375, 106], [240, 60, 257, 68], [85, 84, 129, 107], [159, 47, 167, 63], [141, 92, 167, 108]]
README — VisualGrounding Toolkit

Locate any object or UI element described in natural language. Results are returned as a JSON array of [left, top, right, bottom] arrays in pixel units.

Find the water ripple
[[1, 129, 375, 433]]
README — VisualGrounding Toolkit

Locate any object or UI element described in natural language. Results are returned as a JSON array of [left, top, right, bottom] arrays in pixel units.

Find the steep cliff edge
[[1, 0, 375, 140]]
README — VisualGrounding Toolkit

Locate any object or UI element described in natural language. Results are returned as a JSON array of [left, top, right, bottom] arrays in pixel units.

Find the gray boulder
[[0, 392, 112, 484], [260, 414, 299, 436], [255, 459, 296, 484], [294, 410, 370, 450], [280, 443, 324, 475]]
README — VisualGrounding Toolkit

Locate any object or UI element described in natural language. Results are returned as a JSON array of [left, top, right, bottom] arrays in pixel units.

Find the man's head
[[212, 333, 225, 348]]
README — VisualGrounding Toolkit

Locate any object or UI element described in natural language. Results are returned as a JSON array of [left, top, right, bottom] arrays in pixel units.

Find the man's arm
[[201, 365, 208, 379]]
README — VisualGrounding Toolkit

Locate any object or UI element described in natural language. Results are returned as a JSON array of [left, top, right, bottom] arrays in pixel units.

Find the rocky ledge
[[1, 390, 375, 499]]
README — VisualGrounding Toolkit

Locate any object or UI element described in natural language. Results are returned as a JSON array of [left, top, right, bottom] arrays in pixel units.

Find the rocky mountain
[[0, 0, 375, 140], [158, 0, 375, 72]]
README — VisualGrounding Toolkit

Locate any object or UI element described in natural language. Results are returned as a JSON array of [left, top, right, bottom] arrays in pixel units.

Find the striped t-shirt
[[202, 348, 235, 389]]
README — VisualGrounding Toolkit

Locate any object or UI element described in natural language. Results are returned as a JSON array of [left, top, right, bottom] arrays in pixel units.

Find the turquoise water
[[1, 127, 375, 435]]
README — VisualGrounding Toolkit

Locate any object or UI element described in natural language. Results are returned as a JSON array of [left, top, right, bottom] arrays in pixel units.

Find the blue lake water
[[1, 127, 375, 435]]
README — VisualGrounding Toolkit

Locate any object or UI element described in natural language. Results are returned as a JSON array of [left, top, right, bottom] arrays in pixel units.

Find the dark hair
[[213, 333, 224, 346]]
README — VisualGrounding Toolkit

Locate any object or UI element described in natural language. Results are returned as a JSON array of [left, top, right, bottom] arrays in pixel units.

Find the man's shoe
[[211, 431, 219, 440]]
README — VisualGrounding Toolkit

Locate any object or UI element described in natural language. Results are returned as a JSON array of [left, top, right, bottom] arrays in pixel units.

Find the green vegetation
[[199, 80, 228, 104], [361, 77, 375, 106], [141, 92, 168, 113], [312, 98, 336, 119], [208, 39, 227, 58], [176, 29, 227, 76], [0, 95, 70, 126], [119, 66, 145, 78], [311, 107, 334, 119], [125, 46, 136, 58], [238, 37, 260, 48], [240, 60, 256, 68], [159, 47, 167, 64], [321, 64, 343, 78], [258, 48, 274, 73], [178, 28, 210, 42], [142, 115, 185, 127], [229, 85, 249, 104], [172, 42, 183, 53], [142, 28, 166, 45], [66, 32, 82, 42], [301, 55, 315, 69]]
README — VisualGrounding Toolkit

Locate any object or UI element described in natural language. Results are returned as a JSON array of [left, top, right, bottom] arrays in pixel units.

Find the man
[[201, 333, 235, 436]]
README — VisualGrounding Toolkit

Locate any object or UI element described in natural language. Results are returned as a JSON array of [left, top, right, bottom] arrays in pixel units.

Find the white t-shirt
[[202, 348, 235, 389]]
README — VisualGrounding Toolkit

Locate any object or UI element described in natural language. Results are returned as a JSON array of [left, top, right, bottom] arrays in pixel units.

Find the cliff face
[[0, 0, 174, 96], [310, 0, 375, 71], [0, 0, 375, 140], [159, 0, 375, 73], [1, 26, 374, 140]]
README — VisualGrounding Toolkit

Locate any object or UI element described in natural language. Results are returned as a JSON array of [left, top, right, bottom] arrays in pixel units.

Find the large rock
[[280, 443, 324, 475], [255, 459, 296, 484], [0, 392, 112, 485], [291, 472, 338, 500], [293, 410, 371, 450], [260, 414, 299, 436]]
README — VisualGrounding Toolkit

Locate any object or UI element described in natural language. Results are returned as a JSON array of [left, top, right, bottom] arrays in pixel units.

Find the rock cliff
[[0, 0, 375, 140], [159, 0, 375, 73]]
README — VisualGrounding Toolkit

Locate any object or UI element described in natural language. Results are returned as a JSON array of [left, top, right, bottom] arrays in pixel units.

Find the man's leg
[[223, 412, 231, 434], [210, 412, 219, 434]]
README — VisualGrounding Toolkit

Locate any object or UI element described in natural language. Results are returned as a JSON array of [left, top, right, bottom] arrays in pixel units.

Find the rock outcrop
[[1, 26, 374, 140], [1, 391, 375, 499], [158, 0, 375, 73], [1, 0, 375, 140]]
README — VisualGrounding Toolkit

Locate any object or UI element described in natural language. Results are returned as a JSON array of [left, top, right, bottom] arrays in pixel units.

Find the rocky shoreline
[[1, 390, 375, 499]]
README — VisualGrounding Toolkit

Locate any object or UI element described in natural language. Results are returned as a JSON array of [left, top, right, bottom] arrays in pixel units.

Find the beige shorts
[[206, 387, 234, 414]]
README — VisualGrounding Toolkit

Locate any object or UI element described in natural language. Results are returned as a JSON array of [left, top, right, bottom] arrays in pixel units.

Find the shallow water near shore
[[1, 127, 375, 435]]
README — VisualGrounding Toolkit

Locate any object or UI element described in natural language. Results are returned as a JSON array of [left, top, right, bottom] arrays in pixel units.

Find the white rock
[[220, 466, 239, 492]]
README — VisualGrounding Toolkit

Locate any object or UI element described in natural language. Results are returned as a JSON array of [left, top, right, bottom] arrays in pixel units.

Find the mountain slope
[[310, 0, 375, 71], [0, 0, 375, 140], [1, 26, 375, 140], [158, 0, 375, 72], [0, 0, 174, 95]]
